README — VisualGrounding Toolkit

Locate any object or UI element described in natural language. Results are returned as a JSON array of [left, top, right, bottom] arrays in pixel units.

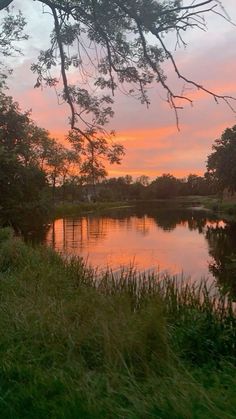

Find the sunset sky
[[6, 0, 236, 179]]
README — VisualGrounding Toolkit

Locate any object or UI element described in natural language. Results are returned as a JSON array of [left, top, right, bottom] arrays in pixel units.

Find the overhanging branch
[[0, 0, 13, 11]]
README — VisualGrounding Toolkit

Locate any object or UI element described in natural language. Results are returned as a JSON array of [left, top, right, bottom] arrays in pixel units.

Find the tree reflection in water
[[1, 208, 51, 244], [206, 223, 236, 300], [34, 203, 236, 297]]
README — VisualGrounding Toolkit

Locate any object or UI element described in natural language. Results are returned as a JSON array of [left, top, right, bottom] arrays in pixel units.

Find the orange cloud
[[117, 125, 179, 144]]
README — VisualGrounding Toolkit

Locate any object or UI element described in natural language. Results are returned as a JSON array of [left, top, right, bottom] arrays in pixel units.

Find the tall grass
[[0, 228, 236, 418]]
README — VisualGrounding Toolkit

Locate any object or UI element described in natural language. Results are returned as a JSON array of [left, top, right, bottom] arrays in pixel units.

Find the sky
[[5, 0, 236, 179]]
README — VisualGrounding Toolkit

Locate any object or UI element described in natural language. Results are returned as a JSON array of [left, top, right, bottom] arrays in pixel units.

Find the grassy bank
[[52, 195, 222, 218], [53, 197, 216, 218], [210, 201, 236, 218], [0, 228, 236, 418], [190, 196, 236, 219], [166, 195, 236, 220], [53, 201, 134, 218]]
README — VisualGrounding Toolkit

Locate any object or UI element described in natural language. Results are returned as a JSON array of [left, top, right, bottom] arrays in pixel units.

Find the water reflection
[[44, 205, 232, 286], [1, 209, 51, 244], [206, 223, 236, 298]]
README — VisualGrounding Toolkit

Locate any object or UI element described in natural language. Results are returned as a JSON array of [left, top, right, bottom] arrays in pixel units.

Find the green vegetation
[[211, 202, 236, 217], [0, 91, 49, 221], [0, 2, 231, 230], [0, 228, 236, 418], [207, 125, 236, 195], [201, 197, 236, 219], [0, 84, 217, 230], [1, 6, 236, 416], [53, 201, 133, 218], [53, 196, 216, 219]]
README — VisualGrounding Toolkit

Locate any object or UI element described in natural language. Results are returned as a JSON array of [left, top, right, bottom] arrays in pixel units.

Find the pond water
[[41, 203, 236, 296]]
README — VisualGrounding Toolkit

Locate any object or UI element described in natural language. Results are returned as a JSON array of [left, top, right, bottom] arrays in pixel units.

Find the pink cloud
[[7, 17, 236, 179]]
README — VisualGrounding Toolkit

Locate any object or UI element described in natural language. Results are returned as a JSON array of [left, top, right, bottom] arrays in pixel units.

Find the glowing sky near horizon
[[5, 0, 236, 179]]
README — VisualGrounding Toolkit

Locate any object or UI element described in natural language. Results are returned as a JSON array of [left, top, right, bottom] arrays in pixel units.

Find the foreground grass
[[0, 228, 236, 418]]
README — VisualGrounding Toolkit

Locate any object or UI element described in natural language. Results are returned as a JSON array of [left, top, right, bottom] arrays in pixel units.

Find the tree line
[[2, 85, 236, 218], [93, 173, 216, 202], [0, 1, 236, 223], [2, 86, 236, 208], [0, 0, 234, 160]]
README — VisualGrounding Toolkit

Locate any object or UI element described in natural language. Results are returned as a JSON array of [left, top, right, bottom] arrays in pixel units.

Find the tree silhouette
[[207, 125, 236, 194], [0, 6, 27, 86], [0, 0, 235, 153], [0, 92, 48, 216], [0, 91, 77, 212]]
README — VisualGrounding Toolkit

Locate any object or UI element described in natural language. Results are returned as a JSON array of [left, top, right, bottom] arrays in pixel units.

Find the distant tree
[[27, 126, 57, 169], [150, 174, 180, 198], [136, 175, 150, 187], [100, 175, 134, 200], [0, 149, 46, 211], [0, 6, 28, 87], [203, 171, 218, 195], [123, 175, 133, 185], [61, 175, 83, 202], [207, 125, 236, 194], [186, 174, 212, 196], [46, 141, 69, 200]]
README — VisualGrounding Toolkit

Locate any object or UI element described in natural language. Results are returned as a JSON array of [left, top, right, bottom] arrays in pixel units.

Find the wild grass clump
[[0, 228, 236, 418]]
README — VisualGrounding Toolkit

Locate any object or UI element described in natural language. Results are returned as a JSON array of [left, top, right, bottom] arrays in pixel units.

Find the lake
[[41, 203, 236, 296]]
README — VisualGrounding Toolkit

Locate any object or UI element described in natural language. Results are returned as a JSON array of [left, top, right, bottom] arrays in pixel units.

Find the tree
[[207, 125, 236, 194], [150, 174, 180, 198], [0, 5, 28, 87], [0, 90, 63, 169], [0, 90, 61, 213], [0, 0, 235, 155], [0, 136, 47, 216], [68, 130, 124, 189], [136, 175, 150, 187], [0, 92, 31, 157], [60, 175, 83, 202], [46, 141, 70, 200], [0, 88, 84, 212], [185, 173, 213, 196]]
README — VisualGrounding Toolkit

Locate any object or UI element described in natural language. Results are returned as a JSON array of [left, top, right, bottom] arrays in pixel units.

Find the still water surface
[[43, 203, 236, 293]]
